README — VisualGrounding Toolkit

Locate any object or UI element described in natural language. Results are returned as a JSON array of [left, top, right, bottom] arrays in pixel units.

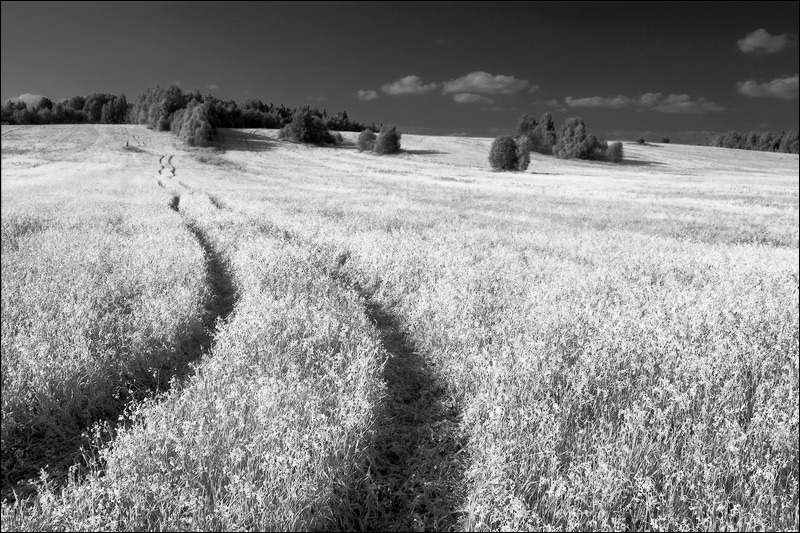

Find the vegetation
[[661, 135, 671, 143], [489, 135, 520, 171], [1, 111, 797, 531], [700, 129, 799, 154], [2, 85, 371, 148], [357, 129, 376, 152], [606, 141, 624, 162], [373, 126, 402, 155], [637, 137, 646, 145]]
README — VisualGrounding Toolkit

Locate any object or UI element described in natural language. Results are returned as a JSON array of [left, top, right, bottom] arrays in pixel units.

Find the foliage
[[516, 113, 538, 138], [606, 141, 624, 162], [0, 125, 797, 532], [637, 137, 646, 144], [357, 129, 377, 152], [700, 129, 798, 154], [553, 117, 588, 159], [489, 136, 520, 170], [661, 135, 670, 143], [373, 126, 402, 155]]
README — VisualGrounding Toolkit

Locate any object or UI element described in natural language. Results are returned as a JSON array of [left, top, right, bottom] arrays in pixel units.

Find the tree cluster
[[699, 130, 799, 154], [1, 93, 130, 125], [2, 85, 371, 149], [490, 113, 624, 171], [357, 126, 402, 155]]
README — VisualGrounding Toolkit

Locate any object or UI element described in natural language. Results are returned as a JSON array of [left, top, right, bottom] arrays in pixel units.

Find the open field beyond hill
[[1, 124, 798, 531]]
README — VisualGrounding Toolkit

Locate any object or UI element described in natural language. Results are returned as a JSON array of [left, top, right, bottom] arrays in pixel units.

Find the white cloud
[[442, 71, 529, 95], [565, 95, 634, 109], [738, 28, 795, 54], [206, 84, 220, 91], [653, 94, 725, 114], [736, 74, 799, 100], [452, 92, 494, 104], [564, 92, 724, 114], [10, 94, 46, 106], [381, 75, 437, 95], [356, 89, 379, 101]]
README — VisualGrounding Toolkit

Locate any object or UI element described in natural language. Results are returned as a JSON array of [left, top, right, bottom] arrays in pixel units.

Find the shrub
[[553, 117, 588, 159], [636, 137, 646, 144], [606, 141, 624, 163], [357, 129, 376, 152], [516, 113, 538, 138], [374, 126, 401, 155], [660, 136, 670, 143], [517, 147, 531, 171], [528, 112, 557, 155], [489, 136, 520, 171], [280, 109, 330, 144]]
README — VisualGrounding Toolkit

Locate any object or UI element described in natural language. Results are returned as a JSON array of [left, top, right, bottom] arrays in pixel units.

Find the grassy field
[[1, 124, 798, 531]]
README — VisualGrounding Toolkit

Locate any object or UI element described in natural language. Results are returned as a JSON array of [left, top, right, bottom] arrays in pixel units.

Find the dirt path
[[1, 189, 237, 500], [332, 259, 466, 532]]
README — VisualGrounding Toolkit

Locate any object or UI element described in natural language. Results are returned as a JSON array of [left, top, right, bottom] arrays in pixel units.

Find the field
[[1, 124, 798, 531]]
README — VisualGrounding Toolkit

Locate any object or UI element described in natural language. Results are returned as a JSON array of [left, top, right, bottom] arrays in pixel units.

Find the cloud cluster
[[381, 75, 437, 96], [10, 93, 46, 106], [357, 71, 531, 104], [736, 74, 799, 100], [355, 89, 379, 101], [565, 92, 724, 114], [452, 93, 494, 104], [738, 28, 795, 54], [441, 71, 529, 95]]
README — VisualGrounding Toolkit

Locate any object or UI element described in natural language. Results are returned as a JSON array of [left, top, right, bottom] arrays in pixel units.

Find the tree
[[554, 117, 588, 159], [357, 129, 376, 152], [606, 142, 624, 162], [374, 125, 401, 154], [516, 113, 538, 138], [489, 136, 520, 170]]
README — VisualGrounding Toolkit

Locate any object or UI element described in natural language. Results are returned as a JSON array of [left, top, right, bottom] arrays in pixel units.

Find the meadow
[[1, 124, 798, 531]]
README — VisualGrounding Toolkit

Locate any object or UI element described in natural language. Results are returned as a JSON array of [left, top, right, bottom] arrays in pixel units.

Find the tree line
[[1, 85, 372, 147], [698, 130, 799, 154]]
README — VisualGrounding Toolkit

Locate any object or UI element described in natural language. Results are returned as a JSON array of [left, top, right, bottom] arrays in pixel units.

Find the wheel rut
[[333, 256, 467, 532], [1, 190, 237, 501]]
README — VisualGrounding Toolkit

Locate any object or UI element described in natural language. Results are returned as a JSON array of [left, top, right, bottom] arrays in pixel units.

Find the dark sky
[[2, 1, 798, 142]]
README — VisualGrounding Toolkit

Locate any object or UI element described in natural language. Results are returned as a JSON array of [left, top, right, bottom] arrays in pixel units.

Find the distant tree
[[374, 125, 402, 154], [280, 108, 332, 144], [636, 137, 646, 145], [68, 95, 85, 111], [529, 112, 557, 155], [357, 129, 376, 152], [489, 136, 520, 170], [516, 113, 538, 138], [606, 142, 624, 163], [554, 117, 588, 159], [37, 97, 54, 111], [660, 135, 670, 143]]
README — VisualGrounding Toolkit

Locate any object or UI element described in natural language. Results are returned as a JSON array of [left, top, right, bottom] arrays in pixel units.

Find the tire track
[[1, 191, 238, 500], [327, 255, 467, 531]]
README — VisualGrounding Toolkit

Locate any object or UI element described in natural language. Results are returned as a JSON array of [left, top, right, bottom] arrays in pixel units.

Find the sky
[[2, 1, 798, 143]]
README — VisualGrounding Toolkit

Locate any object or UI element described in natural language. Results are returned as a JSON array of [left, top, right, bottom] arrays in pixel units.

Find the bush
[[575, 134, 608, 161], [489, 136, 520, 171], [606, 141, 624, 163], [636, 137, 646, 144], [529, 112, 557, 155], [357, 129, 376, 152], [374, 126, 401, 155], [516, 114, 538, 138], [660, 136, 670, 143], [553, 117, 588, 159], [280, 109, 331, 144]]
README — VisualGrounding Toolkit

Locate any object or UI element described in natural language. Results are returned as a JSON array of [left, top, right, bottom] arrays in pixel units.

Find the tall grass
[[2, 126, 797, 531], [1, 139, 208, 492], [1, 192, 386, 530]]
